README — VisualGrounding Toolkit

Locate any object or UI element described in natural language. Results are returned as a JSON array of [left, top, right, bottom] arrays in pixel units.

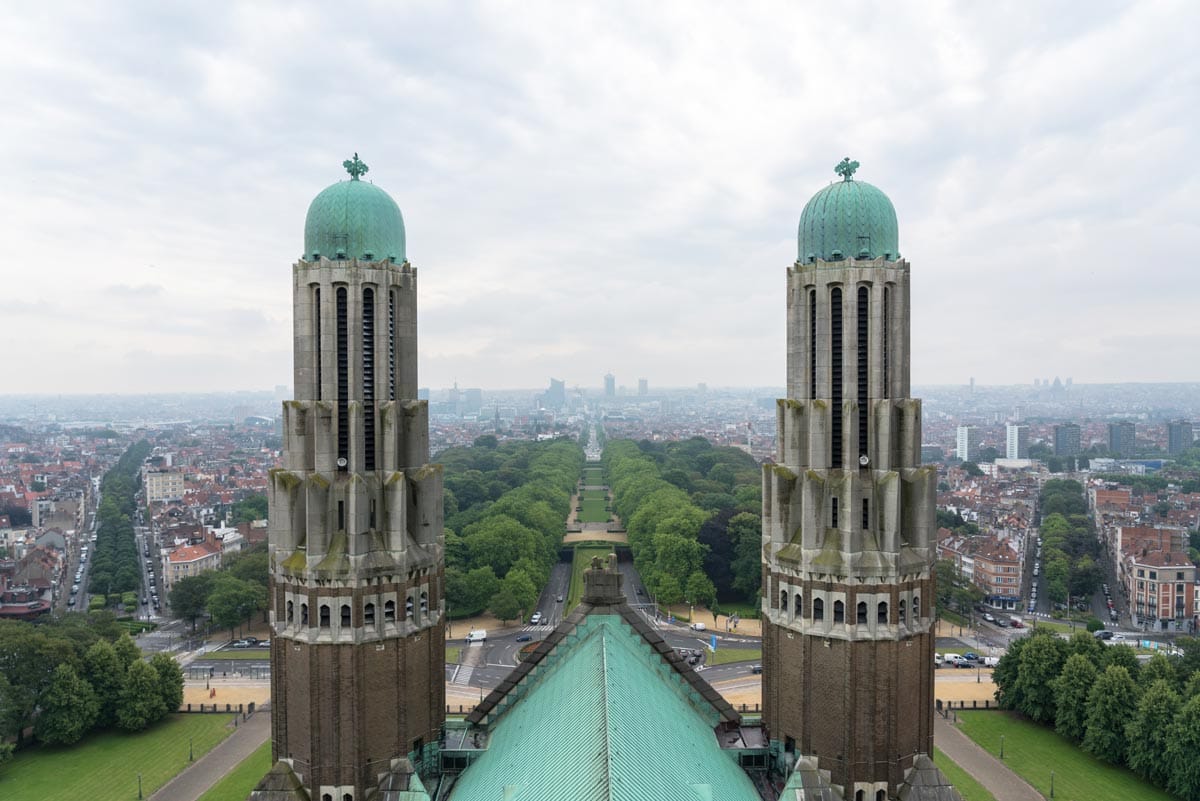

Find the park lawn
[[196, 741, 272, 801], [932, 747, 995, 801], [203, 648, 270, 660], [957, 711, 1175, 801], [446, 645, 462, 664], [707, 647, 762, 666], [568, 546, 612, 609], [2, 713, 235, 801], [578, 498, 609, 523], [583, 468, 603, 484]]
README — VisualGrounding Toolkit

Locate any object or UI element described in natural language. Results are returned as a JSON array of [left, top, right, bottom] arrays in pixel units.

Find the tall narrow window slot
[[336, 287, 349, 468], [831, 497, 839, 528], [830, 287, 843, 466], [862, 498, 869, 529], [883, 286, 891, 399], [314, 287, 322, 401], [809, 289, 817, 399], [362, 288, 375, 472], [388, 290, 397, 400], [857, 286, 868, 459]]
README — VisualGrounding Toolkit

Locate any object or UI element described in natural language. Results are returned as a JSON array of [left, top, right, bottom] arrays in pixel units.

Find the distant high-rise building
[[540, 377, 566, 409], [1005, 424, 1029, 459], [696, 382, 707, 393], [1109, 421, 1136, 457], [956, 425, 979, 461], [462, 388, 483, 416], [604, 373, 615, 397], [637, 378, 648, 396], [1168, 420, 1194, 455], [1054, 423, 1081, 457], [969, 376, 975, 393]]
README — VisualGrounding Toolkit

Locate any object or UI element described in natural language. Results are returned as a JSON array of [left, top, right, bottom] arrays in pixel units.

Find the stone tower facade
[[257, 157, 445, 801], [761, 159, 937, 799]]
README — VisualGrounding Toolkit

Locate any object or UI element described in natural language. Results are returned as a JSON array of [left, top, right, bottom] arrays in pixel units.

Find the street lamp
[[137, 772, 143, 799], [1000, 734, 1005, 760], [1050, 770, 1055, 798]]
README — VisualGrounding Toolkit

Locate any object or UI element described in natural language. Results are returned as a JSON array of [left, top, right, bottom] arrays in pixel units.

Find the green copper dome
[[304, 154, 406, 262], [797, 158, 899, 263]]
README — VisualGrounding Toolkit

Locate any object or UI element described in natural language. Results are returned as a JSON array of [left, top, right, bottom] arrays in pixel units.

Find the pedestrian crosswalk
[[518, 622, 556, 632], [452, 665, 475, 686]]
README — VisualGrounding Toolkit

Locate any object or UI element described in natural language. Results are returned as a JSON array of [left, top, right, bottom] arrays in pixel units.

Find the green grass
[[578, 496, 610, 523], [583, 468, 604, 485], [940, 608, 969, 627], [957, 711, 1175, 801], [933, 747, 996, 801], [201, 648, 270, 660], [568, 546, 612, 609], [2, 714, 235, 801], [196, 741, 272, 801], [446, 645, 462, 664], [706, 647, 762, 666]]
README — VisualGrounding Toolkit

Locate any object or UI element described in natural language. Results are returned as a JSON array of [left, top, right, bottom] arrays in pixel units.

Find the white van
[[530, 612, 542, 625], [943, 653, 969, 667], [465, 629, 487, 643], [934, 653, 944, 668]]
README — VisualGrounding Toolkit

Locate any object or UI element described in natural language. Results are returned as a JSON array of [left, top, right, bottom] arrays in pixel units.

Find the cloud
[[0, 1, 1196, 393]]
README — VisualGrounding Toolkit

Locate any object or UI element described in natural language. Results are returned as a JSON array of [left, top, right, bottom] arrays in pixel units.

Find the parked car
[[982, 613, 996, 623], [982, 656, 1000, 667], [963, 652, 980, 662], [1094, 630, 1114, 640], [515, 634, 532, 642], [934, 653, 944, 668], [465, 630, 487, 643], [750, 664, 763, 674], [943, 653, 970, 668], [530, 612, 542, 625], [557, 595, 564, 602]]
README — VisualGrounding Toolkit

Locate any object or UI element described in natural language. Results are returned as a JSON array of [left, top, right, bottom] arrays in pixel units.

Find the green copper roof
[[450, 615, 760, 801], [304, 154, 406, 262], [798, 157, 899, 263]]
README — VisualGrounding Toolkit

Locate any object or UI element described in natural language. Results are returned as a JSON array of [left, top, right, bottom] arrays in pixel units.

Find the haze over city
[[1, 2, 1197, 395]]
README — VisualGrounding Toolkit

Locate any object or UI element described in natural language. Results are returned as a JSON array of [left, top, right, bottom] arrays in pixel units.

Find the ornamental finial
[[343, 153, 369, 180], [835, 157, 859, 181]]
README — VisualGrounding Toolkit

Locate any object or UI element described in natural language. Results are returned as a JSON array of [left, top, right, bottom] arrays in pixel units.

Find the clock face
[[859, 455, 870, 467]]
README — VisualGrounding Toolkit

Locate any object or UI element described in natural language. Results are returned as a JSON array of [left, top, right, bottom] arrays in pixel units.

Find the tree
[[1102, 644, 1140, 678], [1140, 652, 1176, 690], [83, 639, 123, 728], [1126, 679, 1180, 786], [1053, 654, 1098, 742], [993, 630, 1035, 710], [113, 632, 140, 671], [1014, 631, 1067, 723], [501, 569, 538, 619], [170, 573, 214, 631], [961, 462, 984, 477], [655, 573, 684, 606], [207, 576, 266, 638], [1167, 694, 1200, 798], [34, 663, 99, 745], [116, 660, 167, 731], [1082, 665, 1139, 763], [728, 513, 762, 599], [150, 652, 184, 713], [685, 571, 717, 609], [488, 588, 522, 624], [230, 493, 268, 524]]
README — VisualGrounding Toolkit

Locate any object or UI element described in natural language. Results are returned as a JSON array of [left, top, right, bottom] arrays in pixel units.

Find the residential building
[[1005, 424, 1029, 460], [1109, 421, 1136, 457], [1053, 423, 1081, 457], [956, 425, 979, 461], [162, 539, 221, 593], [145, 469, 185, 503], [1168, 420, 1194, 455]]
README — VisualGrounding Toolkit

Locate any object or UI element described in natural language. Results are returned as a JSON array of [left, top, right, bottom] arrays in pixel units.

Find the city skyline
[[2, 3, 1197, 394]]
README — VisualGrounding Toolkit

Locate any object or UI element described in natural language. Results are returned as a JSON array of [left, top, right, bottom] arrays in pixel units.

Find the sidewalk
[[934, 716, 1041, 801], [149, 707, 271, 801]]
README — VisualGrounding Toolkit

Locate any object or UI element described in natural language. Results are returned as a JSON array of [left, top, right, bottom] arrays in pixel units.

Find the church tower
[[761, 159, 938, 799], [254, 155, 445, 801]]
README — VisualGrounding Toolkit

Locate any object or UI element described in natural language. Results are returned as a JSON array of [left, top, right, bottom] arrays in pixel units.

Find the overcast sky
[[1, 2, 1196, 395]]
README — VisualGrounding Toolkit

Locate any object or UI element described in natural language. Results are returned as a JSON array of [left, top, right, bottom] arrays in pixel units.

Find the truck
[[465, 630, 488, 643]]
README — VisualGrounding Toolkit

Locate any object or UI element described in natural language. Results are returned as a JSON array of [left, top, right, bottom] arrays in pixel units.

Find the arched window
[[344, 793, 354, 801], [876, 790, 887, 801], [796, 594, 803, 618], [286, 600, 294, 623], [363, 287, 375, 471], [313, 286, 322, 400], [780, 590, 789, 612], [913, 595, 921, 619], [899, 599, 907, 624], [857, 285, 868, 459], [323, 794, 333, 801], [405, 596, 414, 619], [809, 290, 817, 398], [336, 286, 348, 469], [341, 604, 351, 627], [834, 600, 845, 623], [319, 604, 330, 628], [364, 602, 376, 625], [830, 287, 843, 467], [857, 601, 867, 625], [301, 603, 309, 626], [420, 591, 428, 614], [855, 791, 865, 801], [384, 600, 396, 622], [813, 598, 824, 621], [877, 601, 888, 624]]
